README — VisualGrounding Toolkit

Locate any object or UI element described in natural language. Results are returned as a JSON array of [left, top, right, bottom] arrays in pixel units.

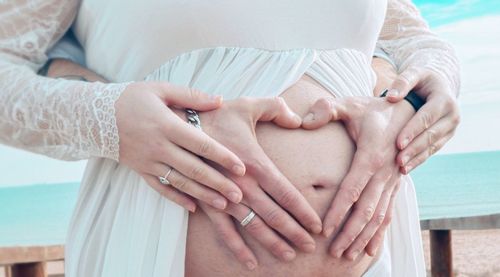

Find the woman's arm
[[0, 0, 250, 214], [0, 0, 128, 161]]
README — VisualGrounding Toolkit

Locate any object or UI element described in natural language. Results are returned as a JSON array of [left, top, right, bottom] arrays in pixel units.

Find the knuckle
[[426, 129, 436, 145], [188, 165, 206, 180], [360, 237, 371, 248], [277, 189, 300, 208], [343, 231, 357, 243], [375, 213, 386, 225], [342, 186, 362, 203], [428, 144, 438, 156], [361, 206, 376, 221], [187, 87, 203, 99], [174, 176, 189, 191], [316, 98, 333, 111], [420, 112, 433, 129], [198, 137, 213, 156], [264, 208, 287, 228]]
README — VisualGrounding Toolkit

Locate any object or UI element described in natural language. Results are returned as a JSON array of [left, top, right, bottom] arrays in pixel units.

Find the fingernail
[[323, 226, 335, 238], [188, 205, 196, 213], [401, 155, 409, 165], [401, 138, 410, 149], [304, 113, 315, 122], [228, 192, 241, 203], [246, 261, 257, 271], [387, 89, 399, 97], [302, 242, 316, 253], [405, 165, 413, 173], [282, 251, 296, 261], [212, 198, 227, 210], [349, 250, 360, 261], [210, 94, 222, 101], [311, 223, 322, 234], [232, 164, 246, 176], [334, 248, 344, 259]]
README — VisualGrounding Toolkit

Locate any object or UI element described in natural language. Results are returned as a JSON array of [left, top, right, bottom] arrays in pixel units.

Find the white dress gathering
[[0, 0, 460, 276]]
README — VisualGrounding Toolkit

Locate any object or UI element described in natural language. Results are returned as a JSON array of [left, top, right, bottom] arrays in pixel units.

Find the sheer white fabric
[[0, 0, 128, 161], [380, 0, 461, 95]]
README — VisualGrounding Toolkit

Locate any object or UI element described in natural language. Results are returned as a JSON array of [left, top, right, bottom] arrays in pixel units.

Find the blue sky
[[414, 0, 500, 26]]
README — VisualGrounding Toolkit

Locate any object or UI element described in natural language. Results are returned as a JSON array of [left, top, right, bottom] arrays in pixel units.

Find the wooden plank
[[430, 230, 453, 277], [421, 213, 500, 230], [0, 246, 63, 265], [11, 262, 46, 277]]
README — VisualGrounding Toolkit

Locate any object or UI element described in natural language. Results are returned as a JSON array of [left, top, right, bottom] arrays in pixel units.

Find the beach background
[[1, 0, 500, 276]]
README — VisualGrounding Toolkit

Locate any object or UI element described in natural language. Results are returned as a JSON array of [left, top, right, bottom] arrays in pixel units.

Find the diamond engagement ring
[[240, 210, 256, 227], [158, 168, 173, 185]]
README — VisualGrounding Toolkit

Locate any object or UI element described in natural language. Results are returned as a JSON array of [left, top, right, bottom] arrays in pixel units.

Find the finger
[[225, 203, 297, 262], [302, 97, 350, 129], [161, 141, 243, 203], [168, 119, 246, 176], [402, 132, 454, 174], [396, 94, 446, 150], [322, 148, 382, 237], [328, 170, 391, 258], [241, 185, 317, 254], [247, 146, 322, 234], [157, 82, 223, 111], [385, 67, 423, 102], [344, 181, 396, 260], [397, 115, 455, 167], [142, 174, 196, 212], [149, 163, 230, 210], [365, 182, 399, 256], [252, 97, 302, 128], [201, 203, 258, 270]]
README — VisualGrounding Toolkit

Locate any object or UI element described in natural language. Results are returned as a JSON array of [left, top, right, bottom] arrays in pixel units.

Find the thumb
[[386, 67, 421, 103], [255, 97, 302, 128], [159, 82, 223, 111], [302, 97, 349, 129]]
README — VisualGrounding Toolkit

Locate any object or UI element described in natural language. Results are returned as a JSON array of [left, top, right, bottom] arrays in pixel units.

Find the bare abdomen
[[185, 75, 377, 277]]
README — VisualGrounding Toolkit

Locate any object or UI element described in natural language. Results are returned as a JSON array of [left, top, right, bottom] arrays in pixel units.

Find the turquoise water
[[1, 151, 500, 246], [414, 0, 500, 26]]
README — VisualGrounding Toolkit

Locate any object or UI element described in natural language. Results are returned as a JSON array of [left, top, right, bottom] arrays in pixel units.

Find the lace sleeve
[[0, 0, 130, 161], [377, 0, 461, 96]]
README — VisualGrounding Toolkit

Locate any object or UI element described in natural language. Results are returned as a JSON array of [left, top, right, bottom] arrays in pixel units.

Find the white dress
[[0, 0, 460, 276]]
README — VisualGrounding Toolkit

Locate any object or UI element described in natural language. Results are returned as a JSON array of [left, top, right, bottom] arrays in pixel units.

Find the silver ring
[[158, 168, 173, 185], [240, 210, 256, 227]]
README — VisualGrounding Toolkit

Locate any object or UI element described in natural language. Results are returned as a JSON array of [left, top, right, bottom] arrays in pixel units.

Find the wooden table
[[420, 214, 500, 277], [0, 245, 63, 277]]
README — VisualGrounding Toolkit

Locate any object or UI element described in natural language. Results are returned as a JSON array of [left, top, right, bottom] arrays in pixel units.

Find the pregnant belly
[[185, 75, 377, 276]]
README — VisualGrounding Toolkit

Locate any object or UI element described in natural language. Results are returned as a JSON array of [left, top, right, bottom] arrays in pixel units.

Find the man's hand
[[384, 67, 460, 174], [302, 96, 415, 260]]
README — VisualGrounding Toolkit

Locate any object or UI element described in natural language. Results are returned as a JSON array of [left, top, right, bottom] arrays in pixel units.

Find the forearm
[[45, 58, 108, 83]]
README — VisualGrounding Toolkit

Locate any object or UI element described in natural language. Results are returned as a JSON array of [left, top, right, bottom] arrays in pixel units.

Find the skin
[[44, 56, 459, 268]]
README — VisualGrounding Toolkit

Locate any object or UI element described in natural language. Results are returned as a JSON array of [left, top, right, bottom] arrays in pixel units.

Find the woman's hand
[[116, 81, 248, 211], [384, 67, 460, 174], [199, 97, 323, 255], [302, 96, 415, 260]]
